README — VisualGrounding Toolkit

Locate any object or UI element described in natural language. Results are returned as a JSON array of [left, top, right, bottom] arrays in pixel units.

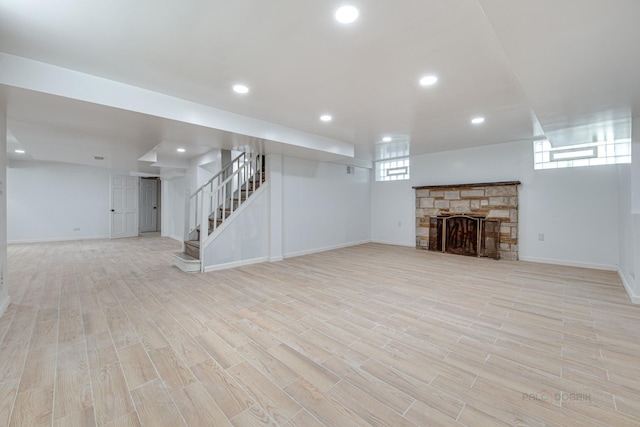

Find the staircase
[[173, 152, 265, 272]]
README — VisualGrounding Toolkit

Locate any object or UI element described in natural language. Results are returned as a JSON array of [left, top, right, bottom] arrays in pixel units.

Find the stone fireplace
[[414, 181, 520, 260]]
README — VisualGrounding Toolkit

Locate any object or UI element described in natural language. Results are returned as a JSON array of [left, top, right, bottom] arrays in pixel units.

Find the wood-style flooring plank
[[172, 382, 232, 427], [130, 379, 186, 427], [117, 343, 157, 390], [0, 380, 19, 427], [227, 361, 301, 425], [10, 384, 54, 427]]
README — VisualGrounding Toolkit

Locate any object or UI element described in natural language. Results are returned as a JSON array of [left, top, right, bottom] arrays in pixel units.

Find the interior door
[[110, 175, 139, 238], [139, 178, 158, 233]]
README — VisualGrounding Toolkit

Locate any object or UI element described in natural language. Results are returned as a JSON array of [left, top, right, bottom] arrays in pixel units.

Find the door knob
[[111, 209, 115, 212]]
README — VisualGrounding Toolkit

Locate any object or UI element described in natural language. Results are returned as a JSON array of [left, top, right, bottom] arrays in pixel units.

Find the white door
[[110, 175, 139, 238], [139, 178, 158, 233]]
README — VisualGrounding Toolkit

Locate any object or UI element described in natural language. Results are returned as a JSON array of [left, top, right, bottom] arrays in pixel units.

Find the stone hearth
[[414, 181, 520, 260]]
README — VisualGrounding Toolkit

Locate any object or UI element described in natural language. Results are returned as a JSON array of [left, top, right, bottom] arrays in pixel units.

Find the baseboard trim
[[203, 256, 269, 273], [370, 239, 415, 248], [618, 269, 640, 304], [284, 240, 371, 259], [8, 235, 109, 244], [0, 294, 10, 318], [269, 256, 284, 263], [519, 256, 617, 272]]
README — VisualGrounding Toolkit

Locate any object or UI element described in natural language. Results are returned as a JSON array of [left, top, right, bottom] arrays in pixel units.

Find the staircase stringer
[[199, 182, 268, 272]]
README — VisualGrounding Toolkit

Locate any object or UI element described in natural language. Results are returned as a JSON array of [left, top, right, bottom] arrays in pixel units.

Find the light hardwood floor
[[1, 235, 640, 426]]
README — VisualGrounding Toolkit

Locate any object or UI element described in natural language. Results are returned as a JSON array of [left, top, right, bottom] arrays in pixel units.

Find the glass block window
[[534, 138, 631, 170], [375, 157, 410, 181]]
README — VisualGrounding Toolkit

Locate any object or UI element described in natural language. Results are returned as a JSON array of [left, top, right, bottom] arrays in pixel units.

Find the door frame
[[109, 175, 140, 239], [139, 177, 160, 233]]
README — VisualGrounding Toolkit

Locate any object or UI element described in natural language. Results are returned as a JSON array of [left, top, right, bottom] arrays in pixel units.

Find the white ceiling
[[1, 0, 639, 172]]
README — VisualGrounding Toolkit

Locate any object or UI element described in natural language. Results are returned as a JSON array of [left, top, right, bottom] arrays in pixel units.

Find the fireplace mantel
[[413, 181, 521, 190], [414, 181, 520, 260]]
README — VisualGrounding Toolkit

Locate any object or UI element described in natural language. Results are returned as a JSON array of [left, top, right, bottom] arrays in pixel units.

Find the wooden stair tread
[[173, 251, 199, 262]]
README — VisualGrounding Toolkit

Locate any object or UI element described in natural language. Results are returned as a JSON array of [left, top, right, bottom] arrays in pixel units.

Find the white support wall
[[202, 184, 270, 271], [0, 111, 9, 317], [267, 154, 283, 262], [617, 117, 640, 302], [161, 176, 187, 243], [282, 157, 371, 258], [371, 180, 415, 246]]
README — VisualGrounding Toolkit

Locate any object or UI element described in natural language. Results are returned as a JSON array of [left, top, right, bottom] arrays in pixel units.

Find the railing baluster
[[185, 151, 263, 249], [221, 184, 226, 227]]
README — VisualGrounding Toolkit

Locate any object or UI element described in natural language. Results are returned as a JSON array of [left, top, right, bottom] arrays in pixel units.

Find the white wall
[[522, 165, 619, 269], [371, 180, 415, 246], [7, 161, 111, 243], [188, 149, 222, 193], [0, 111, 9, 317], [617, 123, 640, 302], [372, 140, 620, 270], [203, 184, 269, 270], [161, 176, 187, 242], [282, 157, 371, 258]]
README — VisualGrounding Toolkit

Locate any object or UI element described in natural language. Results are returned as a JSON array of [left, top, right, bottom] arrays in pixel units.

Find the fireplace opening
[[429, 215, 500, 259]]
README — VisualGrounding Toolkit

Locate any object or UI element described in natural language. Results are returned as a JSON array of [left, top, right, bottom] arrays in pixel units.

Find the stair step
[[184, 240, 200, 259], [172, 251, 201, 273]]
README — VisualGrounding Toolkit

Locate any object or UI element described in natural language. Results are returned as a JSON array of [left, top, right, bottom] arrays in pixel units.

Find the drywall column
[[0, 111, 9, 317], [619, 118, 640, 303], [267, 154, 283, 262], [631, 118, 640, 301]]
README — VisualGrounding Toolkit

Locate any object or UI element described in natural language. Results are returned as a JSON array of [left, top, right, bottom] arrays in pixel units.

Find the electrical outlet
[[538, 233, 544, 241], [397, 221, 402, 227]]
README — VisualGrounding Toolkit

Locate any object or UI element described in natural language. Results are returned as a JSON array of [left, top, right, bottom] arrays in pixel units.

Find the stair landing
[[172, 251, 200, 272]]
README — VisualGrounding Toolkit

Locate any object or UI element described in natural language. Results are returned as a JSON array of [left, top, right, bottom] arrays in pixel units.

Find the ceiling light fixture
[[471, 117, 485, 124], [335, 5, 359, 24], [232, 84, 249, 94], [419, 75, 438, 86], [177, 148, 186, 153], [382, 137, 392, 142], [15, 149, 25, 154], [320, 114, 333, 122]]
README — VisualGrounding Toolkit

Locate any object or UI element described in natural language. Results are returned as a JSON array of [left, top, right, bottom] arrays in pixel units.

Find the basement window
[[375, 157, 410, 181], [534, 138, 631, 170], [375, 138, 411, 181]]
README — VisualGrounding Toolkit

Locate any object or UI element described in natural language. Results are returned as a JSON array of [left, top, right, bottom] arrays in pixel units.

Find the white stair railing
[[183, 152, 265, 257]]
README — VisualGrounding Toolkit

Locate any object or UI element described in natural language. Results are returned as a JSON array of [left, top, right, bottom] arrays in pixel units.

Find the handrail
[[190, 151, 245, 198]]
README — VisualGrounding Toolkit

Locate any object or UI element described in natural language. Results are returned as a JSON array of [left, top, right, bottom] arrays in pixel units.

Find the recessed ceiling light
[[320, 114, 333, 122], [471, 117, 485, 124], [335, 5, 359, 24], [177, 148, 186, 153], [14, 149, 25, 154], [382, 137, 392, 142], [232, 84, 249, 94], [419, 75, 438, 86]]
